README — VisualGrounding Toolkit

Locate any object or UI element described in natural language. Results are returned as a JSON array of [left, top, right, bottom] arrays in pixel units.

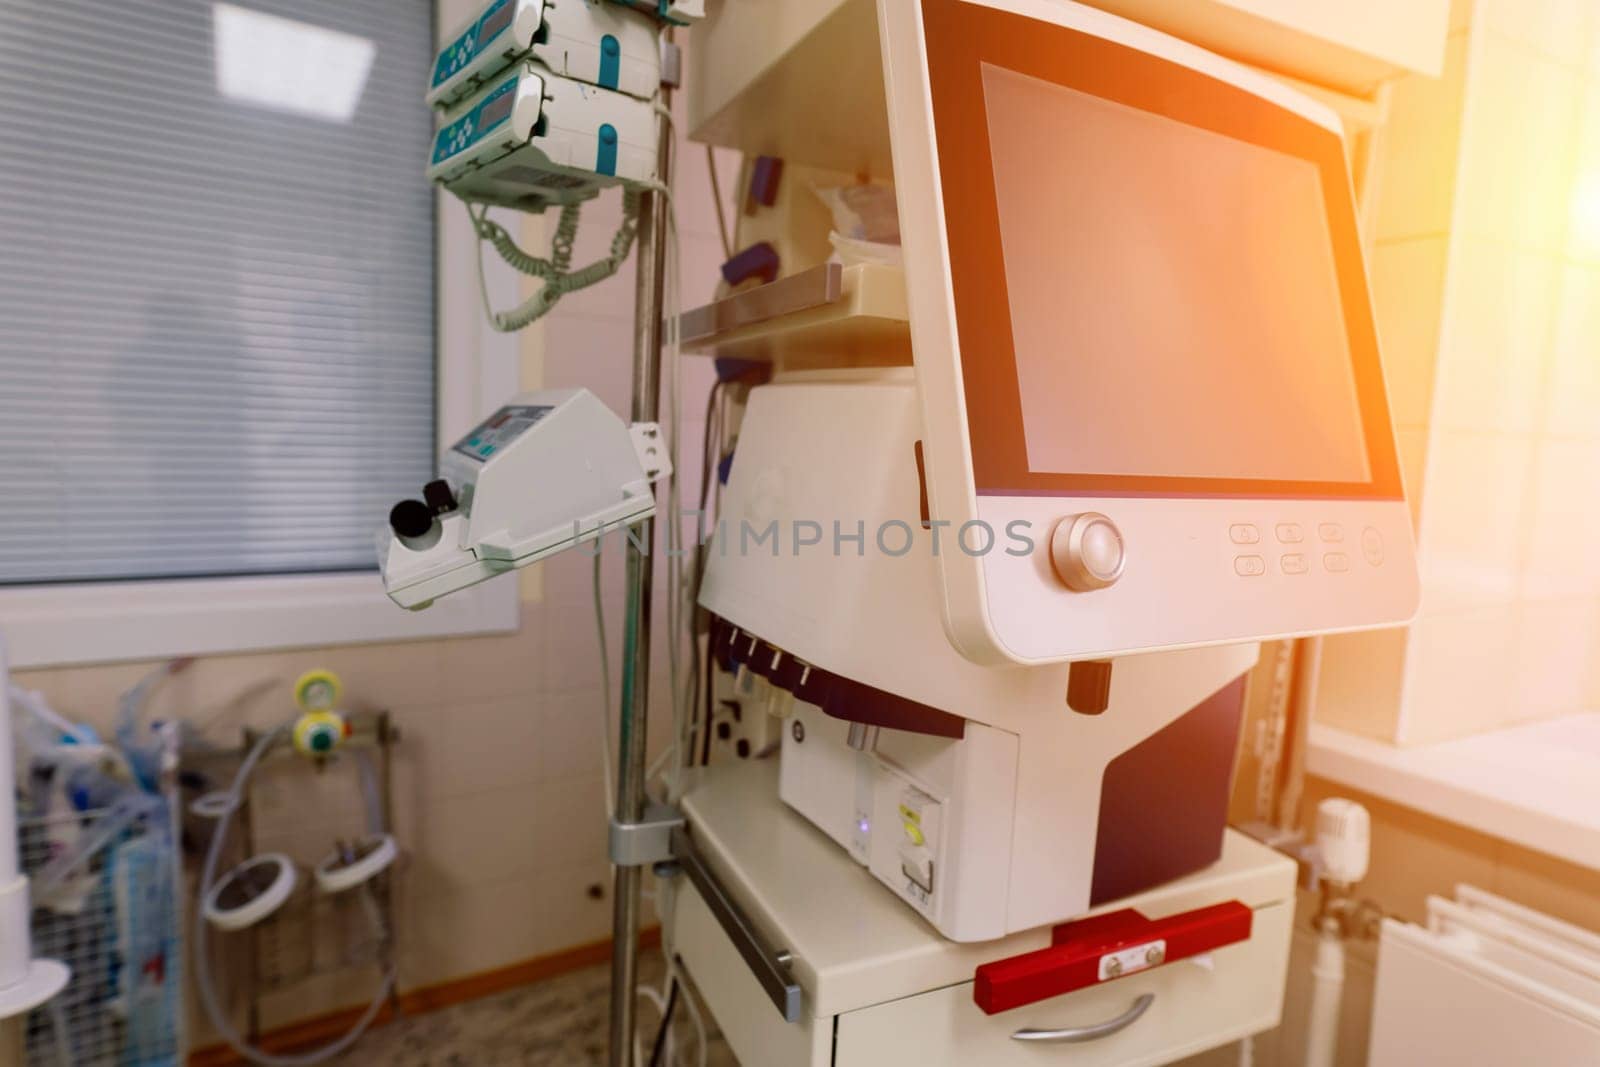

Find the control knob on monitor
[[1049, 513, 1125, 591]]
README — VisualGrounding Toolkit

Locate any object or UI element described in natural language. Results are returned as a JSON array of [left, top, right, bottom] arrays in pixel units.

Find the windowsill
[[1307, 714, 1600, 871], [0, 571, 519, 668]]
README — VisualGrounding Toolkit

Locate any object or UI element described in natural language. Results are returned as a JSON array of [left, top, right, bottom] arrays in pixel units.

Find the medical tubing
[[353, 749, 386, 835], [7, 684, 96, 746], [33, 791, 163, 899], [194, 726, 396, 1066]]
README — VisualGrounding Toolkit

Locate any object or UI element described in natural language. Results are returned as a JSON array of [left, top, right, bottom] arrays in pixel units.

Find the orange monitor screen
[[922, 0, 1402, 500]]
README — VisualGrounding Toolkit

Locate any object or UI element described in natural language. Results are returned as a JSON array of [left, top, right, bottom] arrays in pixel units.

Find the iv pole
[[610, 41, 674, 1067]]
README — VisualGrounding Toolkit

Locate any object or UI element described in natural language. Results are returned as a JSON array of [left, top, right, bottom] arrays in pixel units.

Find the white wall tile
[[1375, 35, 1470, 242], [1452, 34, 1582, 253], [431, 610, 547, 703], [541, 587, 624, 694], [1399, 604, 1520, 743], [389, 694, 546, 802], [1415, 430, 1534, 611], [542, 311, 637, 414], [1371, 237, 1449, 428], [1567, 81, 1600, 264], [1477, 0, 1597, 68], [1513, 596, 1600, 720], [529, 775, 613, 870], [401, 870, 608, 983], [406, 782, 544, 897], [533, 687, 611, 784], [671, 142, 743, 246], [1519, 439, 1600, 599], [1431, 240, 1559, 433], [1545, 263, 1600, 437]]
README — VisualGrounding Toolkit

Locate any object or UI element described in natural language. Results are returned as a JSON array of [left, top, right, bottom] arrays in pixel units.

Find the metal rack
[[19, 735, 186, 1066], [182, 710, 400, 1045]]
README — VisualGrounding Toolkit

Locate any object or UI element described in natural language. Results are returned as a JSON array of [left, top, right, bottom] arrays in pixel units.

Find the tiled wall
[[1319, 0, 1600, 745], [9, 79, 741, 1043]]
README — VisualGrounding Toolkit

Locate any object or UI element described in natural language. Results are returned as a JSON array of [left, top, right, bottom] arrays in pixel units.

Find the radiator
[[1369, 887, 1600, 1064]]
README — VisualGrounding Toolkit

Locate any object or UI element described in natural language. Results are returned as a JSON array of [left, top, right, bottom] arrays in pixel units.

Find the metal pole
[[610, 58, 673, 1067]]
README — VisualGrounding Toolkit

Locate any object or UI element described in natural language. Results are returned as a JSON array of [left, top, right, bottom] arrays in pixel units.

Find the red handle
[[973, 900, 1252, 1015]]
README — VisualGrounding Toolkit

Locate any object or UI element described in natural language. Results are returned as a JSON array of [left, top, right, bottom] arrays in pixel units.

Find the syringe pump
[[428, 61, 658, 210], [429, 0, 662, 109], [379, 389, 668, 609]]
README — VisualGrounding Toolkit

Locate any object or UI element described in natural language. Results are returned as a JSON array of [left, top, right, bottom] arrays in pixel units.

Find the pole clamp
[[609, 802, 685, 867]]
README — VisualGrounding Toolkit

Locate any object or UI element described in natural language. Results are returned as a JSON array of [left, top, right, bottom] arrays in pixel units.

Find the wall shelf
[[1308, 715, 1600, 872], [678, 262, 911, 369]]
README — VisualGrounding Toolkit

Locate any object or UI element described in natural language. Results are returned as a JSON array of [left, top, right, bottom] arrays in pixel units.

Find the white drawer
[[670, 879, 832, 1067], [835, 900, 1292, 1067]]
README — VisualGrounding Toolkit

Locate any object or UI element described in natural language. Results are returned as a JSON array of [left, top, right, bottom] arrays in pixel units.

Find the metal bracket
[[659, 40, 682, 88], [609, 802, 684, 867], [630, 422, 673, 482]]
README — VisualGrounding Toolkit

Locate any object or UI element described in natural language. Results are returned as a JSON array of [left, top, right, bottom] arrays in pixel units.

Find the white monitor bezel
[[878, 0, 1419, 665]]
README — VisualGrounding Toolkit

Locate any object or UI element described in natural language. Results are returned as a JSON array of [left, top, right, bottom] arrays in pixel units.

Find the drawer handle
[[1010, 992, 1154, 1043]]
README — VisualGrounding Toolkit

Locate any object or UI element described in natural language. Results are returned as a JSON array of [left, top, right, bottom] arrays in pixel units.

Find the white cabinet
[[1084, 0, 1450, 92], [668, 761, 1297, 1067], [687, 0, 1451, 173]]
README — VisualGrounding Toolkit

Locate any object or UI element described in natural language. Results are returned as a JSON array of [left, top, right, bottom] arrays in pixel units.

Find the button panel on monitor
[[1224, 521, 1380, 579], [1229, 523, 1260, 545], [1361, 527, 1384, 566]]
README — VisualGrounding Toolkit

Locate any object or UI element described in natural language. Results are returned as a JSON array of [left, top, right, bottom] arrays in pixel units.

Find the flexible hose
[[194, 727, 396, 1066], [352, 749, 386, 836]]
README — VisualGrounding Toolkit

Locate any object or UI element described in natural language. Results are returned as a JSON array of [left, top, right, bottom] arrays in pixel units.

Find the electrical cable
[[671, 956, 708, 1067], [594, 543, 616, 820], [651, 875, 707, 1067], [705, 143, 733, 261], [646, 977, 680, 1067], [466, 193, 642, 332], [648, 97, 698, 809], [194, 728, 396, 1065], [694, 379, 724, 767]]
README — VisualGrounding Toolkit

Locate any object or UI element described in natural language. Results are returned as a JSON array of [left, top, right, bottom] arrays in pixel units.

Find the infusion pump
[[379, 389, 666, 609], [426, 0, 677, 211]]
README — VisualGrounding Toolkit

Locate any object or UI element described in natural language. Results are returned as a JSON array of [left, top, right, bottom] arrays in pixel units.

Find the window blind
[[0, 0, 437, 584]]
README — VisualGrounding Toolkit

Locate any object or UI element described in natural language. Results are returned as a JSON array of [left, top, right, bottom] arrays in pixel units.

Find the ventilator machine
[[384, 0, 1421, 1062]]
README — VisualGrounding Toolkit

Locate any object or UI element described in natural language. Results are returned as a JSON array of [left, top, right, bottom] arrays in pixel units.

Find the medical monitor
[[879, 0, 1418, 665]]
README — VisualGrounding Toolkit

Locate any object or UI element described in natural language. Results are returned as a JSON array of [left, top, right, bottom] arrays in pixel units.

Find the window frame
[[0, 2, 525, 668]]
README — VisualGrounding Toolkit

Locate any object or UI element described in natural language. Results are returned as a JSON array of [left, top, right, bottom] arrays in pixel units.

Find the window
[[0, 0, 520, 665]]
